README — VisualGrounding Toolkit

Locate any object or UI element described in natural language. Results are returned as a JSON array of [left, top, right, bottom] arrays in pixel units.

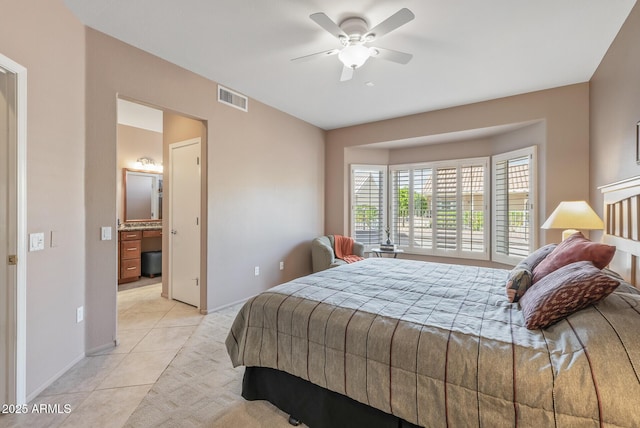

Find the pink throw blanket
[[333, 235, 364, 264]]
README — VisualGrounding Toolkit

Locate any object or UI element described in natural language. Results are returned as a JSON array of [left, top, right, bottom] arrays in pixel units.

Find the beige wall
[[326, 84, 590, 255], [85, 28, 325, 352], [590, 2, 640, 279], [0, 0, 86, 398]]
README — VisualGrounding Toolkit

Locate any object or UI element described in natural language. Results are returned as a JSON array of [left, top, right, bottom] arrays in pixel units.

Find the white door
[[169, 138, 201, 307], [1, 53, 27, 406], [0, 59, 11, 408]]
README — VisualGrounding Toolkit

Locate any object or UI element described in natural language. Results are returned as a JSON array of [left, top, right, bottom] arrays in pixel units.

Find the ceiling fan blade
[[291, 48, 340, 63], [365, 8, 415, 40], [310, 12, 348, 40], [340, 66, 354, 82], [370, 47, 413, 64]]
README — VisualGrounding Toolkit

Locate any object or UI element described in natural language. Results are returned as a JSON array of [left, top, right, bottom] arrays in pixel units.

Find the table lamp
[[541, 201, 604, 240]]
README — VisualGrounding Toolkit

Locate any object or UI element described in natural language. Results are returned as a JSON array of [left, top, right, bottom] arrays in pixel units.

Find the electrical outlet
[[280, 261, 284, 271], [254, 266, 260, 276], [76, 306, 84, 323]]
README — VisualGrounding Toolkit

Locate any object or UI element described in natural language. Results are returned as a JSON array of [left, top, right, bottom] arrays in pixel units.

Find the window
[[350, 165, 386, 246], [492, 147, 537, 265], [390, 167, 433, 250], [348, 147, 536, 264], [390, 158, 489, 260]]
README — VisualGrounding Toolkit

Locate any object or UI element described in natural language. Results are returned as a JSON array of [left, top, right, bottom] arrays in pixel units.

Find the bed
[[226, 178, 640, 428]]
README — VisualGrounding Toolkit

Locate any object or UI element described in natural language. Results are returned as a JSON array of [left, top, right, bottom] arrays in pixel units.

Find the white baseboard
[[26, 352, 85, 402], [86, 340, 117, 356], [201, 295, 253, 314]]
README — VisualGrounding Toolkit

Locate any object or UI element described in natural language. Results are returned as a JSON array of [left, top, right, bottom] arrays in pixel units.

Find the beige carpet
[[124, 303, 307, 428]]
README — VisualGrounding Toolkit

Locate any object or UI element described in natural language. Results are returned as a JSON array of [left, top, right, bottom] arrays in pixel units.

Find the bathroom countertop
[[118, 221, 163, 231]]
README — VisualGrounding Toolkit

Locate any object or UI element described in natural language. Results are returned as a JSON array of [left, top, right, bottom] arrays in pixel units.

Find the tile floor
[[1, 283, 203, 428]]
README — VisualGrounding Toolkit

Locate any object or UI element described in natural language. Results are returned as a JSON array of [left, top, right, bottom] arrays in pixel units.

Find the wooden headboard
[[600, 176, 640, 286]]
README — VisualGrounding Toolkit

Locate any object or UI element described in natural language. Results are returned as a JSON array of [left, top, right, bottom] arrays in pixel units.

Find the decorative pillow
[[517, 243, 557, 272], [505, 244, 556, 303], [520, 261, 620, 329], [531, 232, 615, 283], [506, 268, 532, 303]]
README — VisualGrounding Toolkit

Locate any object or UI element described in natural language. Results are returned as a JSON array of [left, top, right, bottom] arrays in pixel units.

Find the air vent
[[218, 85, 248, 112]]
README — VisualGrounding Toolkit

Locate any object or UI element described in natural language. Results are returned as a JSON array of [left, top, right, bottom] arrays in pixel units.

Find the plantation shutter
[[492, 147, 536, 264], [413, 168, 433, 249], [461, 164, 486, 253], [389, 159, 488, 260], [435, 167, 458, 251], [494, 158, 510, 256], [351, 165, 386, 246], [391, 169, 410, 247]]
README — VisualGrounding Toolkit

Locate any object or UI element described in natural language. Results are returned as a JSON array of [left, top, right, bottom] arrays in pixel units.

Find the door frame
[[1, 52, 27, 405], [167, 137, 201, 308]]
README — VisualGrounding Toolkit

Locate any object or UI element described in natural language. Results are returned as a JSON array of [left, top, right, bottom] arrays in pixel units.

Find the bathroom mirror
[[123, 168, 163, 221]]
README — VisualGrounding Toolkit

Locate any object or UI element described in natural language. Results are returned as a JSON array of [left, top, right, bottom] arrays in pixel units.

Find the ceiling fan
[[292, 8, 415, 82]]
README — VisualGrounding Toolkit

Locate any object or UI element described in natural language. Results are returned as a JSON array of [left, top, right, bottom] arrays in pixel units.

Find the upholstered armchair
[[311, 235, 365, 273]]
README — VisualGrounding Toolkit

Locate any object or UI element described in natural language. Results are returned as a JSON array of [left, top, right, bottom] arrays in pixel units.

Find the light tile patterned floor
[[0, 284, 203, 428], [1, 284, 301, 428], [124, 299, 303, 428]]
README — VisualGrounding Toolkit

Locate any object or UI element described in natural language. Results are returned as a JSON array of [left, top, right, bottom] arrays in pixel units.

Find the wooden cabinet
[[118, 228, 163, 284], [118, 230, 142, 284], [142, 229, 162, 239]]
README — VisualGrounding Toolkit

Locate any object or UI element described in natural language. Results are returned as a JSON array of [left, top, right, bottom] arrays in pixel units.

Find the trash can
[[141, 250, 162, 278]]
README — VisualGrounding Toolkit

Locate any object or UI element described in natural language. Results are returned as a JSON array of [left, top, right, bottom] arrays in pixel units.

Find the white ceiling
[[117, 98, 163, 133], [65, 0, 636, 131]]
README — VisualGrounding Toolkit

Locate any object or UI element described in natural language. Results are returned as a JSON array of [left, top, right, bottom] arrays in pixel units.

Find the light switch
[[29, 232, 45, 251], [101, 226, 112, 241]]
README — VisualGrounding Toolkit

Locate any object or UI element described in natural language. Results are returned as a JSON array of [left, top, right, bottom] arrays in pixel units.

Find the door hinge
[[197, 156, 200, 166], [196, 217, 199, 226], [8, 255, 17, 265]]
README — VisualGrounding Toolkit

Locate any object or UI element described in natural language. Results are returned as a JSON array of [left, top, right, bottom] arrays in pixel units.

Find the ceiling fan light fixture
[[295, 8, 415, 81], [338, 44, 370, 69]]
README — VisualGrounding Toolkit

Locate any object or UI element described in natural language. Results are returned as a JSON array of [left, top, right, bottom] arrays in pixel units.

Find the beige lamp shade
[[541, 201, 604, 240]]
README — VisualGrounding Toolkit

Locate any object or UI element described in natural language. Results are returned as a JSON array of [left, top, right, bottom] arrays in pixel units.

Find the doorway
[[115, 98, 207, 318], [1, 53, 27, 405], [116, 99, 164, 292]]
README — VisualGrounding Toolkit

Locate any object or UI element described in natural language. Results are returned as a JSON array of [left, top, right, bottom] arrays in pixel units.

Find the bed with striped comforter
[[226, 258, 640, 427]]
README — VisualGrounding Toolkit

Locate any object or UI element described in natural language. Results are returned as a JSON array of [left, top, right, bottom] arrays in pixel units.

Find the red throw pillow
[[531, 232, 615, 283]]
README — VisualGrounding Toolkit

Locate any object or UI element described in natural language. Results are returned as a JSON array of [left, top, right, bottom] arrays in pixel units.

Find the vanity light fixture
[[134, 157, 163, 173]]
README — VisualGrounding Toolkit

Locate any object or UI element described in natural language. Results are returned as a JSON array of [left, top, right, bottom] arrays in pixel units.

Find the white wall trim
[[202, 295, 252, 315], [0, 52, 27, 405], [85, 340, 117, 357], [25, 353, 84, 403]]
